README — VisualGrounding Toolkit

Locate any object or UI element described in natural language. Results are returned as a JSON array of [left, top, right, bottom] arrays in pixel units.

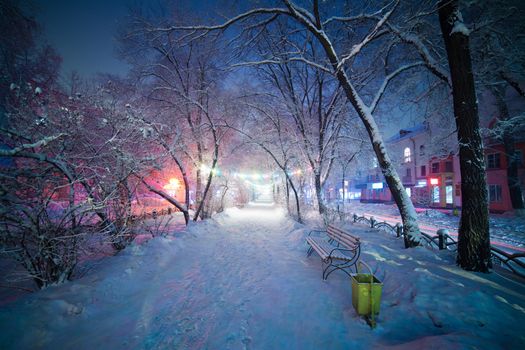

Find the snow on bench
[[306, 224, 361, 280]]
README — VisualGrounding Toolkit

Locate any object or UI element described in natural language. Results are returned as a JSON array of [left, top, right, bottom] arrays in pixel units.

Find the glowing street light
[[163, 178, 180, 197]]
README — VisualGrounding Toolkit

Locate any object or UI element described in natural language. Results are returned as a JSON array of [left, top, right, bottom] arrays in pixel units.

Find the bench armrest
[[308, 229, 326, 237], [328, 245, 360, 259]]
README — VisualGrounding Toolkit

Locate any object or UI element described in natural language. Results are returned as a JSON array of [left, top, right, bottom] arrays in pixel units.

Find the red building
[[484, 141, 525, 213], [425, 155, 461, 209], [358, 122, 525, 213]]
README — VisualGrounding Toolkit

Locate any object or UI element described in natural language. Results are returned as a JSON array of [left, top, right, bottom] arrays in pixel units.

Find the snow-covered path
[[1, 203, 525, 349], [1, 204, 365, 349]]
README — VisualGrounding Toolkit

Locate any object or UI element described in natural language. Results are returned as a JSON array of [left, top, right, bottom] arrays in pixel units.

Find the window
[[421, 165, 426, 177], [455, 184, 461, 196], [404, 147, 412, 163], [488, 184, 502, 202], [419, 145, 425, 156], [432, 162, 440, 173], [446, 185, 453, 204], [486, 153, 501, 169], [445, 161, 453, 172], [372, 157, 378, 168], [432, 186, 440, 203], [406, 168, 411, 177]]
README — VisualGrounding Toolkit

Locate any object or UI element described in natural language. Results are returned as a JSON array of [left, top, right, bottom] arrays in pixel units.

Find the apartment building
[[357, 121, 525, 213]]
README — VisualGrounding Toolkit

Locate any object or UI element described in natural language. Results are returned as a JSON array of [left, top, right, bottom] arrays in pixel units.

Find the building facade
[[484, 141, 525, 212], [357, 122, 525, 213]]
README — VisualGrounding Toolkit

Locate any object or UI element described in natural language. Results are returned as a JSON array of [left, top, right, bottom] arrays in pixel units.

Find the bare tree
[[121, 11, 225, 221], [255, 31, 345, 215], [469, 0, 525, 211], [438, 0, 491, 272], [156, 0, 422, 244], [226, 101, 305, 222]]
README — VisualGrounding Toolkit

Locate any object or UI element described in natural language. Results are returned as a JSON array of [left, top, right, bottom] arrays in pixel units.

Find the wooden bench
[[306, 224, 361, 280]]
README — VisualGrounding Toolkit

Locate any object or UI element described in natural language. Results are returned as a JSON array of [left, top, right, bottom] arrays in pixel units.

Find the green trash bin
[[351, 261, 383, 318]]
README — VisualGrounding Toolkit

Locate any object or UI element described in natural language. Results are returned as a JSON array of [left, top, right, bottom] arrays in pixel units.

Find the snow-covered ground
[[1, 203, 524, 349], [333, 201, 525, 249]]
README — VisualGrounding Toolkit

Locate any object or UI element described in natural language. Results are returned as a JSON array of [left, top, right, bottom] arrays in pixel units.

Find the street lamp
[[163, 178, 180, 197]]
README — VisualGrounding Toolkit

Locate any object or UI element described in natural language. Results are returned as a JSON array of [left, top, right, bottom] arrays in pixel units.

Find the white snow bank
[[0, 203, 524, 349]]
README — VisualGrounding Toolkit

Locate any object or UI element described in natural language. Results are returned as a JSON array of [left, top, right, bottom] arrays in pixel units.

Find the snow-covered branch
[[369, 62, 425, 114], [0, 134, 67, 157], [337, 1, 399, 71], [385, 23, 451, 86], [157, 8, 290, 33], [231, 57, 332, 73]]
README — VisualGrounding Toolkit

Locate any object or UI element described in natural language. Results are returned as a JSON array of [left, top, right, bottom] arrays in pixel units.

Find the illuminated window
[[446, 185, 453, 204], [404, 147, 412, 163], [432, 186, 440, 203]]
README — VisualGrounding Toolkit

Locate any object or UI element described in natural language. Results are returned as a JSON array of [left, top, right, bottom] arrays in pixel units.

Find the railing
[[130, 207, 178, 222], [324, 208, 524, 279], [351, 213, 457, 250], [490, 246, 525, 278]]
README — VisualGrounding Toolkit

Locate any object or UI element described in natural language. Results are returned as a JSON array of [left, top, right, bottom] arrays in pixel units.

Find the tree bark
[[314, 172, 326, 214], [438, 0, 491, 272], [287, 173, 303, 223]]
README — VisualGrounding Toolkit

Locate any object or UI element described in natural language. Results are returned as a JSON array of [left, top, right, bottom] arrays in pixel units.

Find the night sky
[[35, 0, 238, 79], [35, 0, 133, 78]]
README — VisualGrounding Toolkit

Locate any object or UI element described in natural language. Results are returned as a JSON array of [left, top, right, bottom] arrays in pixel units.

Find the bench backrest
[[327, 224, 360, 250]]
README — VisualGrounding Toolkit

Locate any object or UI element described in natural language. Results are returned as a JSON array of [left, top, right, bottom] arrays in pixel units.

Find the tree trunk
[[285, 175, 290, 209], [336, 72, 420, 246], [439, 0, 491, 272], [280, 0, 421, 245], [287, 174, 303, 223], [299, 26, 421, 246], [314, 171, 326, 214], [341, 171, 346, 210], [196, 153, 203, 212], [193, 111, 220, 220], [141, 179, 190, 225], [492, 86, 524, 210]]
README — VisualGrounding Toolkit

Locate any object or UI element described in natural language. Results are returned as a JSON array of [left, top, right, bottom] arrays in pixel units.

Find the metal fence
[[130, 207, 177, 222], [324, 208, 525, 279]]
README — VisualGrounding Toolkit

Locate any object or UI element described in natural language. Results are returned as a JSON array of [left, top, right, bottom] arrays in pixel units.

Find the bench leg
[[322, 262, 330, 280], [323, 259, 357, 280], [306, 245, 314, 257]]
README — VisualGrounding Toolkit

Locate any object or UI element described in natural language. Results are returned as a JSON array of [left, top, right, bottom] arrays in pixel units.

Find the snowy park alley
[[1, 203, 524, 349], [3, 1, 525, 348]]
